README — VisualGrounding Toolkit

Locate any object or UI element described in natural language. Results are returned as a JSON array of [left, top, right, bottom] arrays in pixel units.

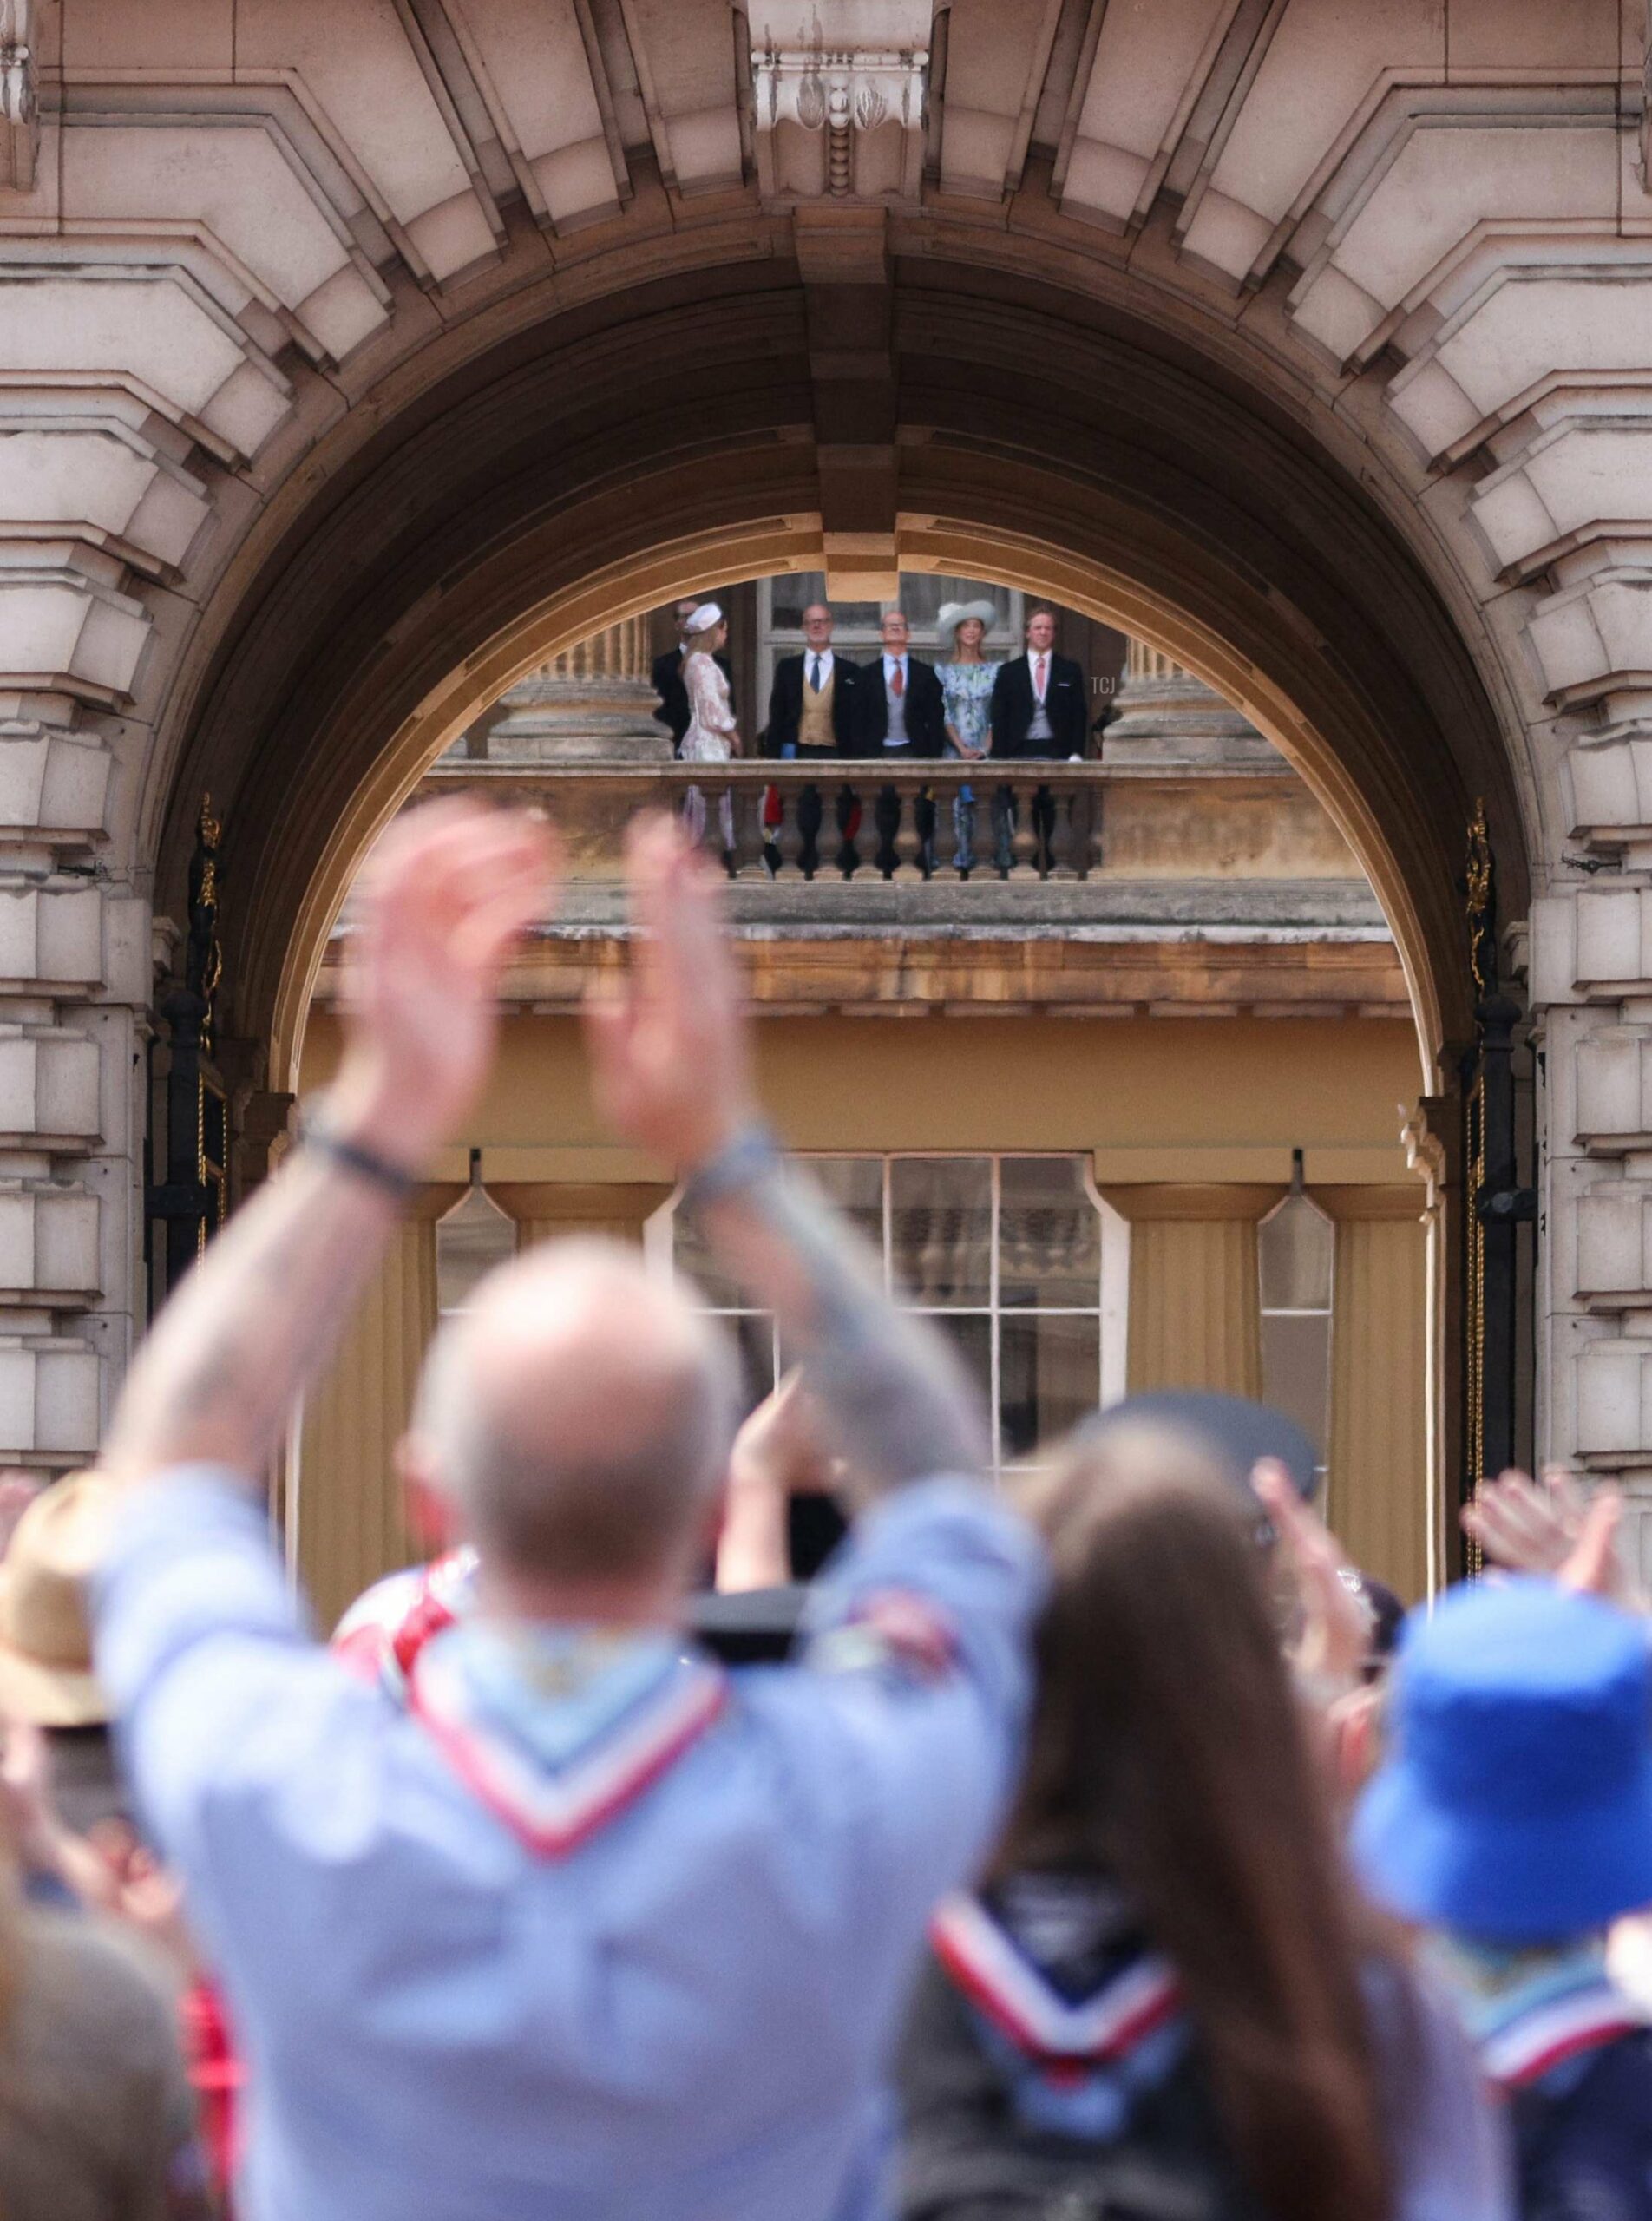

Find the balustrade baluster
[[795, 779, 822, 879], [778, 779, 808, 880], [835, 784, 862, 878], [873, 782, 901, 879], [1011, 781, 1039, 877], [892, 774, 927, 881], [720, 777, 745, 877], [1068, 781, 1097, 880]]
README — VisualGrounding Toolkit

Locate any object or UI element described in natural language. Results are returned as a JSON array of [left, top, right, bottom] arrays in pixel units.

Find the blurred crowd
[[0, 801, 1646, 2221]]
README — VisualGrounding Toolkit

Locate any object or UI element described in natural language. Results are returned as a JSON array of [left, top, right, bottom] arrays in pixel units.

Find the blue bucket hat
[[1352, 1578, 1652, 1943]]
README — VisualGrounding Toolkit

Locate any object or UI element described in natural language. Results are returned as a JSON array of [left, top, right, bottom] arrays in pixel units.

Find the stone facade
[[0, 0, 1649, 1542]]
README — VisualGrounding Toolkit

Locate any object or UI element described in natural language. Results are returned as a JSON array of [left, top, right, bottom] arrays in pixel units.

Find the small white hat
[[934, 599, 999, 652], [683, 601, 724, 635]]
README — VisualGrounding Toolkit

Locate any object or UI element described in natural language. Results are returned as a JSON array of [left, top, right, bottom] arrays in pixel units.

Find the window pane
[[770, 572, 881, 632], [1261, 1312, 1331, 1462], [921, 1312, 992, 1414], [891, 1156, 992, 1304], [999, 1156, 1101, 1307], [810, 1156, 885, 1257], [671, 1209, 750, 1310], [436, 1183, 517, 1312], [1000, 1312, 1100, 1460], [1258, 1191, 1334, 1310], [712, 1312, 778, 1418]]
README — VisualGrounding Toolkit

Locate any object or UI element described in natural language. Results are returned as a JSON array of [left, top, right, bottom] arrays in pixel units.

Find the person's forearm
[[715, 1476, 791, 1591], [693, 1153, 990, 1502], [102, 1150, 403, 1488]]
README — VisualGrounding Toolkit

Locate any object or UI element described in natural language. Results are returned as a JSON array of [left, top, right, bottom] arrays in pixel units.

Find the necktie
[[810, 656, 821, 693], [891, 663, 905, 698], [1035, 655, 1047, 701]]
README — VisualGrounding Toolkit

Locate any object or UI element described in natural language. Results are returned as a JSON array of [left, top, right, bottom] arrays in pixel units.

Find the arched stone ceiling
[[163, 250, 1513, 1087]]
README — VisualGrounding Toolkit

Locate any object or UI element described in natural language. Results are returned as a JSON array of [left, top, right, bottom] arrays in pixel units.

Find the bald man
[[90, 804, 1044, 2221]]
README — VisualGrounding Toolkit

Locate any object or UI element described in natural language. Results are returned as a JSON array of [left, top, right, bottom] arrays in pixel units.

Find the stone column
[[492, 1181, 673, 1248], [291, 1186, 462, 1632], [476, 619, 671, 765], [1104, 640, 1279, 771], [1322, 1188, 1431, 1602], [1106, 1185, 1280, 1398]]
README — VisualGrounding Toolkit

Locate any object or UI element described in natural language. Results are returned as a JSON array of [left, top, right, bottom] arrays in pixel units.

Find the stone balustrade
[[423, 754, 1369, 894]]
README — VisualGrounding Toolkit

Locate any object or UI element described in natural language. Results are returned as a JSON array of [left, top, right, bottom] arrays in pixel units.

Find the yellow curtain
[[491, 1181, 672, 1249], [1107, 1185, 1280, 1398], [292, 1187, 460, 1635], [1322, 1185, 1430, 1602]]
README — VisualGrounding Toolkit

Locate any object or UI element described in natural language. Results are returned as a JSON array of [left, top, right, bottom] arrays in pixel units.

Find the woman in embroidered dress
[[895, 1425, 1511, 2221], [935, 600, 996, 877], [678, 601, 740, 856]]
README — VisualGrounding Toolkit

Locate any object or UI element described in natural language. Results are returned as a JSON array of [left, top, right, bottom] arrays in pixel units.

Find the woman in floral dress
[[936, 599, 997, 875]]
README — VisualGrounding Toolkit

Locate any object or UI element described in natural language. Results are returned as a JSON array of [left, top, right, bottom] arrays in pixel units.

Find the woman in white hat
[[678, 602, 741, 855], [935, 599, 998, 876]]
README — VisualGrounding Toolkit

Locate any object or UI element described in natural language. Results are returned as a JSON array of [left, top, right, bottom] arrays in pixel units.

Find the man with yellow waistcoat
[[763, 602, 864, 868]]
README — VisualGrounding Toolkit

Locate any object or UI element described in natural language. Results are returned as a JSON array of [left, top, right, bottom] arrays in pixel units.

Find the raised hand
[[1254, 1462, 1373, 1700], [1463, 1466, 1583, 1578], [329, 800, 560, 1172], [103, 800, 559, 1489], [584, 814, 757, 1171]]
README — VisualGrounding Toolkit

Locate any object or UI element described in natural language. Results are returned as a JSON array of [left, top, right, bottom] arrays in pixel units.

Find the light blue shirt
[[95, 1471, 1046, 2221]]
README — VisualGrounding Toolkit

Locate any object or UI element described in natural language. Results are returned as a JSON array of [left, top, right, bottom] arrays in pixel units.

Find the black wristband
[[301, 1111, 418, 1204]]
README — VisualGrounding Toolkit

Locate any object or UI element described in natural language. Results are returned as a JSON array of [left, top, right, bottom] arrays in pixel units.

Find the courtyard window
[[1256, 1174, 1334, 1470], [653, 1152, 1122, 1478]]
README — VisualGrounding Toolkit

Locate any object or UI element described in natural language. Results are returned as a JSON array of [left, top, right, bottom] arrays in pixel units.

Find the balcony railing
[[430, 761, 1107, 881]]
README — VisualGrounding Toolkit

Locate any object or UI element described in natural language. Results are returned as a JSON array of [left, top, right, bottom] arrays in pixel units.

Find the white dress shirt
[[882, 652, 910, 746]]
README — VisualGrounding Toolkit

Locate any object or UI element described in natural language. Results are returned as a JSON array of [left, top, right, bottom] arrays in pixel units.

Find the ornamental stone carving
[[747, 3, 928, 205], [0, 0, 34, 194]]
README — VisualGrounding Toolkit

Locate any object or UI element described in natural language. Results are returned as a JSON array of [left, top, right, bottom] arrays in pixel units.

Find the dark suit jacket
[[652, 647, 735, 753], [763, 652, 864, 758], [990, 652, 1088, 760], [852, 653, 947, 758]]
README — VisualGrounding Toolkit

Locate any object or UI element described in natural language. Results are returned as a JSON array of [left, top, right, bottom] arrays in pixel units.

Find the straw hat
[[0, 1472, 115, 1727], [934, 599, 998, 653]]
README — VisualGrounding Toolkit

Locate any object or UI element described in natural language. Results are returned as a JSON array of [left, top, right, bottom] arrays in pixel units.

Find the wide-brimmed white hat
[[683, 601, 724, 635], [0, 1472, 115, 1727], [934, 599, 998, 652]]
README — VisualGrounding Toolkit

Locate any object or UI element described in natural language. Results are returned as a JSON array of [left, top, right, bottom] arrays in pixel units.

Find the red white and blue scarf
[[408, 1622, 726, 1858], [931, 1889, 1183, 2088]]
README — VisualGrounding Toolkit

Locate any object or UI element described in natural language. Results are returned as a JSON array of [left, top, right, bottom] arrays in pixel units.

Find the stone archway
[[158, 253, 1515, 1097], [134, 244, 1520, 1578]]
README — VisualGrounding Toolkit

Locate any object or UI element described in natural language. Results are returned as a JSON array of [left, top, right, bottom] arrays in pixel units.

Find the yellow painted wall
[[300, 1011, 1421, 1182]]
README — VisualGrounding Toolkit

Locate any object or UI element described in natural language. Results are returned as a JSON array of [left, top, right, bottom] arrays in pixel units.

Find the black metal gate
[[145, 796, 229, 1307], [1460, 802, 1536, 1556]]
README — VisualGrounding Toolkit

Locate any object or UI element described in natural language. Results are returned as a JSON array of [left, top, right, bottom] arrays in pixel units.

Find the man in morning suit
[[764, 601, 865, 875], [856, 608, 944, 875], [988, 608, 1087, 873], [652, 599, 737, 757]]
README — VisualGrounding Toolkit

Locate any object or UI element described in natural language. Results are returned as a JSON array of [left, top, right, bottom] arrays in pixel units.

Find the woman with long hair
[[898, 1420, 1510, 2221]]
